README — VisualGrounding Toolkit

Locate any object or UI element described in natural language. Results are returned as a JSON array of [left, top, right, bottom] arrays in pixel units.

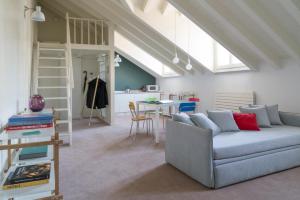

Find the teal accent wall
[[115, 54, 156, 91]]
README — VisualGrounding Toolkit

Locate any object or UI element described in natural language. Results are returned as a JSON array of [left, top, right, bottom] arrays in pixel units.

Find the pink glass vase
[[29, 94, 45, 112]]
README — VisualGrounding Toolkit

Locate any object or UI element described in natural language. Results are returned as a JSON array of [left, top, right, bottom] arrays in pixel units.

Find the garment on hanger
[[86, 78, 108, 109]]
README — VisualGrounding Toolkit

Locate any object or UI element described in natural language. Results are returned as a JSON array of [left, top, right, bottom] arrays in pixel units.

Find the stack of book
[[6, 113, 53, 131], [3, 163, 51, 190]]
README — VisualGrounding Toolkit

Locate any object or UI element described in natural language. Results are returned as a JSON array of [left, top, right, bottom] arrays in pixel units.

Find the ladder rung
[[38, 66, 66, 69], [39, 57, 65, 60], [38, 76, 67, 79], [56, 120, 69, 124], [37, 86, 67, 89], [54, 108, 68, 112], [39, 48, 65, 51], [44, 97, 68, 100]]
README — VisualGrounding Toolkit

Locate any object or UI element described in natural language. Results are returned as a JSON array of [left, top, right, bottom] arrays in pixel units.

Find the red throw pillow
[[233, 113, 260, 131]]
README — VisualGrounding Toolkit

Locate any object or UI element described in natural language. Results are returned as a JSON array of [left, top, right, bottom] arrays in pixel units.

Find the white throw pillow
[[172, 113, 194, 126], [207, 110, 240, 132], [190, 113, 221, 136], [249, 104, 282, 125]]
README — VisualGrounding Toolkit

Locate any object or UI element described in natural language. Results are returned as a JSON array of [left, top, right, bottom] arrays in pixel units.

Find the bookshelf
[[0, 110, 63, 200]]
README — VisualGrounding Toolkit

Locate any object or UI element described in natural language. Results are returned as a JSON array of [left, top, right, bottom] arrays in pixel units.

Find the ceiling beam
[[277, 0, 300, 30], [168, 0, 260, 70], [234, 0, 300, 62], [142, 0, 155, 13], [160, 0, 172, 15], [115, 47, 161, 78], [119, 0, 135, 13]]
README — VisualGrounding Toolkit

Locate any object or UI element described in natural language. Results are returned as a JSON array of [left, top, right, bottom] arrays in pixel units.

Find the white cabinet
[[115, 92, 160, 113]]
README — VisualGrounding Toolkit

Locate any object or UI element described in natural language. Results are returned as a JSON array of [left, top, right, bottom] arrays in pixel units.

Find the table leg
[[136, 103, 140, 135], [154, 107, 160, 143]]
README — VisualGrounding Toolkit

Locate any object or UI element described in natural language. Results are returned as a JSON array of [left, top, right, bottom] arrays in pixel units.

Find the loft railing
[[67, 15, 107, 45]]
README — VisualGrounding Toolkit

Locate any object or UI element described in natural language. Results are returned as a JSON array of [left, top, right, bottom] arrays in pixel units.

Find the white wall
[[0, 0, 36, 175], [0, 0, 36, 125], [159, 64, 300, 113]]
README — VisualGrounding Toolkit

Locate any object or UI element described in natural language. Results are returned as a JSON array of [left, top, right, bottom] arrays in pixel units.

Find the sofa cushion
[[250, 104, 282, 125], [213, 125, 300, 160], [172, 113, 194, 126], [233, 113, 260, 131], [190, 113, 221, 136], [207, 110, 240, 132], [240, 106, 271, 128]]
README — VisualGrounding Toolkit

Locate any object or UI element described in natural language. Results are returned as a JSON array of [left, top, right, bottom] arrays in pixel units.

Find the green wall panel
[[115, 54, 156, 91]]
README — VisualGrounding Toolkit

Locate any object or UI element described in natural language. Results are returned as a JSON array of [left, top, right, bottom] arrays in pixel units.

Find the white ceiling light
[[172, 11, 179, 64], [24, 6, 45, 22], [115, 54, 122, 63], [185, 57, 192, 70], [185, 21, 192, 70], [114, 61, 120, 67]]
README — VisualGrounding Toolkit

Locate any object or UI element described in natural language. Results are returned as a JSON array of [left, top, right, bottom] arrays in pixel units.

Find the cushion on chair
[[233, 113, 260, 131], [172, 113, 194, 126], [240, 106, 272, 128], [250, 104, 282, 125], [207, 110, 240, 132], [190, 113, 221, 136]]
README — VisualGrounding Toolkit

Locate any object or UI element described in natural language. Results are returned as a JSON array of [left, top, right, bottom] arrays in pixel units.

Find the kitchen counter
[[114, 91, 161, 113], [115, 90, 161, 94]]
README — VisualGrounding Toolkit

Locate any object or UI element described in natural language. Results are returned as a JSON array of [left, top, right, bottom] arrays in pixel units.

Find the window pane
[[216, 43, 230, 66], [232, 55, 242, 64]]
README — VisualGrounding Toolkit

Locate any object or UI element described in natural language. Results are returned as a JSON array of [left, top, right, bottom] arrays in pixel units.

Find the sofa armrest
[[165, 120, 214, 188], [279, 111, 300, 127]]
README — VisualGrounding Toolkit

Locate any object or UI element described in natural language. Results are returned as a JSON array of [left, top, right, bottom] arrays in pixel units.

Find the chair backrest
[[179, 102, 196, 113], [129, 102, 137, 118]]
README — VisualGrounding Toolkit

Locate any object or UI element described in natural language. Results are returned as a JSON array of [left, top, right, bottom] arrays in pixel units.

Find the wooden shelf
[[0, 110, 63, 199]]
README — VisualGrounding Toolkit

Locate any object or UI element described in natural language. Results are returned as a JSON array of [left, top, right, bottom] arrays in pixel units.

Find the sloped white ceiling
[[169, 0, 300, 69], [41, 0, 300, 72]]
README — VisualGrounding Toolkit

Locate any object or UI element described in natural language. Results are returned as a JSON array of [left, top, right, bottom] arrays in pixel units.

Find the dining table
[[136, 100, 199, 143]]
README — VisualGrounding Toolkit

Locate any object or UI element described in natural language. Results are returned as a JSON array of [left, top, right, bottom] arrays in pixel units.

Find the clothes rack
[[81, 71, 107, 126]]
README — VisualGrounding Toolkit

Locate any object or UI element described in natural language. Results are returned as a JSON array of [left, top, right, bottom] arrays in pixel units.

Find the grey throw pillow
[[172, 113, 194, 126], [240, 106, 272, 128], [190, 113, 221, 136], [207, 110, 240, 132], [249, 104, 282, 125]]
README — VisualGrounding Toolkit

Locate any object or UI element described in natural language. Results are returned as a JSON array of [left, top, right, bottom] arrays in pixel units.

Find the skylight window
[[131, 4, 249, 73], [114, 31, 179, 77]]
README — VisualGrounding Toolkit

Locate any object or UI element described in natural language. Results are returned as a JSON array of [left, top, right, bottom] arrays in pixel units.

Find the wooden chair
[[129, 102, 153, 137]]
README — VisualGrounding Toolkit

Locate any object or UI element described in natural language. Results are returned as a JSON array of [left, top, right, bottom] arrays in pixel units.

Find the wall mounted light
[[24, 6, 45, 22]]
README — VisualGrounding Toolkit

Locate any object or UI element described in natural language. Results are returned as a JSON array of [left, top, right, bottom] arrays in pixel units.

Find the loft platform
[[66, 14, 111, 51]]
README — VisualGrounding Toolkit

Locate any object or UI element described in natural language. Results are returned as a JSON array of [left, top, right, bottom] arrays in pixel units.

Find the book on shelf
[[19, 146, 48, 160], [6, 123, 53, 131], [2, 163, 51, 190], [8, 113, 53, 122], [8, 119, 53, 127]]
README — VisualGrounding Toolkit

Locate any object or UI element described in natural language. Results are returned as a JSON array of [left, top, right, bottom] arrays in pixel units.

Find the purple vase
[[29, 94, 45, 112]]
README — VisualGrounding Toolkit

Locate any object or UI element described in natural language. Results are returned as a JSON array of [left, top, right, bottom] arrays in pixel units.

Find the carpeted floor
[[60, 116, 300, 200]]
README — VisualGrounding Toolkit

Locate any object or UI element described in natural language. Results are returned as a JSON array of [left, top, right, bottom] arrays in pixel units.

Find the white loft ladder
[[33, 42, 73, 145]]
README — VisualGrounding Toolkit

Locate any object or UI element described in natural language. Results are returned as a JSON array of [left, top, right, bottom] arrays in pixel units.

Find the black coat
[[86, 78, 108, 109]]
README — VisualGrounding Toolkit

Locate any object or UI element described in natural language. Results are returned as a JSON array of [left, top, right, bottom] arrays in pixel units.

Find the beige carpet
[[60, 116, 300, 200]]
